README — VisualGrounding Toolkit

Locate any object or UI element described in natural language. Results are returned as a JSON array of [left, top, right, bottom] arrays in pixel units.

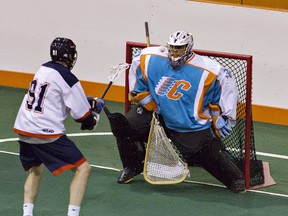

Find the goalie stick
[[143, 113, 190, 185], [142, 23, 189, 184], [144, 22, 151, 47]]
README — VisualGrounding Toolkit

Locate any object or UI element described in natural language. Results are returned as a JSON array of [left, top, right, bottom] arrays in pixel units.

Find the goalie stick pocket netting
[[125, 42, 264, 188], [144, 114, 189, 184]]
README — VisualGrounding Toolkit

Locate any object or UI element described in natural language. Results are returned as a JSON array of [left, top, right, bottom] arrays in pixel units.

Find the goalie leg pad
[[104, 106, 134, 137], [195, 138, 244, 191], [104, 105, 151, 141], [116, 136, 145, 172], [125, 105, 153, 141], [104, 107, 152, 175]]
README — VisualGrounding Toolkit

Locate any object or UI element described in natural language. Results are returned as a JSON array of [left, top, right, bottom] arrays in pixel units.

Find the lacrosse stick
[[144, 113, 189, 185], [89, 63, 129, 126], [100, 63, 130, 99], [91, 63, 129, 119]]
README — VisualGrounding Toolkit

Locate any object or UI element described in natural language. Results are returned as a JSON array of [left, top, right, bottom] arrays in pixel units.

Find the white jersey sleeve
[[64, 81, 91, 120], [128, 46, 168, 92], [189, 54, 238, 126], [218, 67, 239, 123]]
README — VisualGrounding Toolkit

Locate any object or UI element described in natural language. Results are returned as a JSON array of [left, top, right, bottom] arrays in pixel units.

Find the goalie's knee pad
[[104, 106, 144, 169], [125, 105, 152, 141], [199, 138, 244, 189], [104, 106, 134, 138], [217, 149, 244, 180], [125, 105, 152, 129], [116, 136, 145, 171], [211, 139, 243, 179], [104, 105, 152, 141]]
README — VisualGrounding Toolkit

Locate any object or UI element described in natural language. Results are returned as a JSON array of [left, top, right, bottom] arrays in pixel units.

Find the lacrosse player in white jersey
[[104, 31, 246, 193], [13, 37, 104, 216]]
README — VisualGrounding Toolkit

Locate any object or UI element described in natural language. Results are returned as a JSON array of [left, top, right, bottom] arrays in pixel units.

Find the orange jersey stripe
[[13, 128, 64, 139], [52, 157, 87, 176]]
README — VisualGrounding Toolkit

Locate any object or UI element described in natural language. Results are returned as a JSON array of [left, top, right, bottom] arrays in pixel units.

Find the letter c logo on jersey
[[155, 76, 191, 100]]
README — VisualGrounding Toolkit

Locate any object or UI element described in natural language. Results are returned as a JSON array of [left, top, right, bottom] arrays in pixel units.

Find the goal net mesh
[[125, 42, 264, 187], [144, 114, 189, 184]]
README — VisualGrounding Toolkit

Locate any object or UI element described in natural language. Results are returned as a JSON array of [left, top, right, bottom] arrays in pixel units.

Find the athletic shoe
[[117, 167, 135, 184]]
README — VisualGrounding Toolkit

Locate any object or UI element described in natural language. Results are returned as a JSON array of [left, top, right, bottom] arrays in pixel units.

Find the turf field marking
[[0, 138, 19, 143], [0, 150, 19, 155], [184, 180, 288, 198], [256, 152, 288, 160], [67, 132, 113, 137], [91, 164, 120, 172]]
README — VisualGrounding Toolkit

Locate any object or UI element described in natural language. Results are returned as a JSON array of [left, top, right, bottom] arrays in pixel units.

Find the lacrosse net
[[126, 41, 265, 188]]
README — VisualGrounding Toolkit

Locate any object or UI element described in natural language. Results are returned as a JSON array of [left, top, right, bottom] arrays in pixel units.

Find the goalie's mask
[[50, 37, 78, 70], [167, 31, 194, 68]]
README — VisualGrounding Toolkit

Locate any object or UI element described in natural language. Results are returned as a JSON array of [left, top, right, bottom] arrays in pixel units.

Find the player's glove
[[80, 111, 100, 130], [209, 103, 232, 138], [87, 96, 105, 114]]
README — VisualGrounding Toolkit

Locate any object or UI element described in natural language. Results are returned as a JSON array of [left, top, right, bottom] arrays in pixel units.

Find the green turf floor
[[1, 86, 288, 216]]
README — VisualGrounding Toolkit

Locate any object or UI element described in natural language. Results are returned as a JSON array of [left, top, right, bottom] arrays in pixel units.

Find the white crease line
[[0, 138, 19, 143], [91, 164, 120, 172], [67, 132, 113, 137], [0, 150, 19, 155], [184, 180, 288, 198], [248, 189, 288, 198], [256, 152, 288, 160]]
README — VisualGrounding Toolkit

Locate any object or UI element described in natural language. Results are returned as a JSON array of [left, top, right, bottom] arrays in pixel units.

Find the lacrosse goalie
[[105, 31, 246, 193]]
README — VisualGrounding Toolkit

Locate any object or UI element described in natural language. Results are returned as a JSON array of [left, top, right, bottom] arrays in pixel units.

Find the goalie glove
[[87, 96, 105, 114], [209, 103, 232, 138], [128, 91, 158, 111]]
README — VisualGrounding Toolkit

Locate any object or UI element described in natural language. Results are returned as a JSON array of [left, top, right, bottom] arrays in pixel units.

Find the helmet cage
[[168, 44, 192, 68], [167, 31, 194, 68], [50, 37, 78, 70]]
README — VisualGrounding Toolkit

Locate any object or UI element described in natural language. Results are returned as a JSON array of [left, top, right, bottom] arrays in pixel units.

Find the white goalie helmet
[[167, 31, 194, 68]]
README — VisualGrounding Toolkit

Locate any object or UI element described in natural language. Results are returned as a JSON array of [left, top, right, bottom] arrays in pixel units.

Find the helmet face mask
[[167, 45, 187, 62], [167, 31, 194, 68], [50, 37, 77, 70]]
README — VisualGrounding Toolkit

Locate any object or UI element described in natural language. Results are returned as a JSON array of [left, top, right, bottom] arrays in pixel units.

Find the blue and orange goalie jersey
[[129, 46, 238, 132]]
